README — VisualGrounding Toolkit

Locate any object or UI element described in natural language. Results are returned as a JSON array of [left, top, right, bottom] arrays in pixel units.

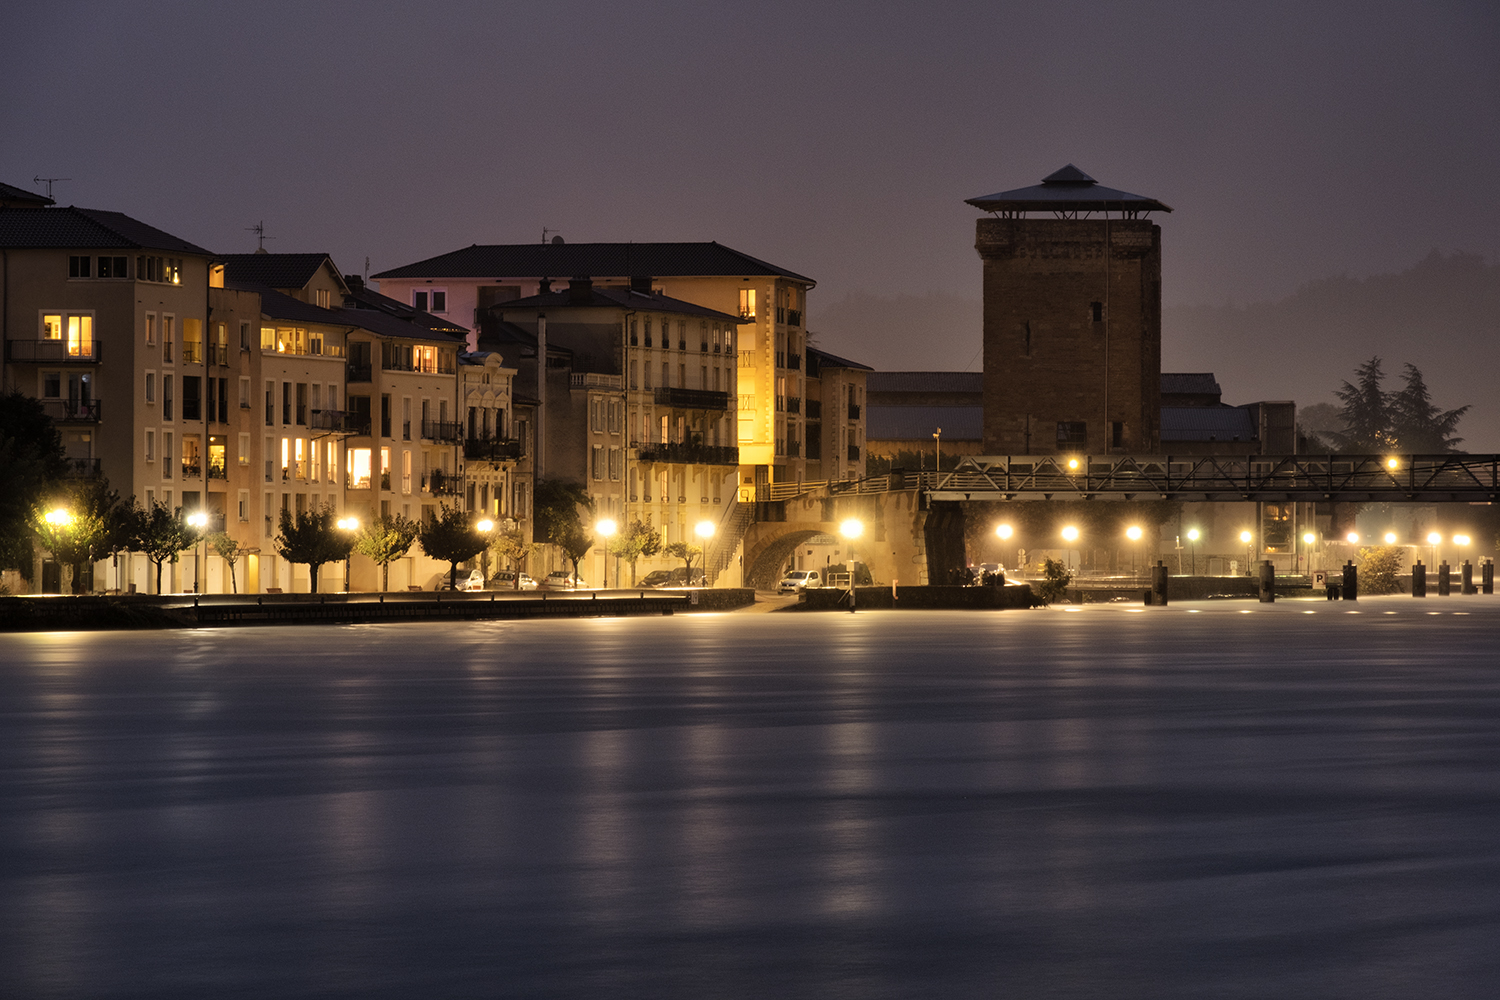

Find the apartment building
[[370, 241, 842, 497]]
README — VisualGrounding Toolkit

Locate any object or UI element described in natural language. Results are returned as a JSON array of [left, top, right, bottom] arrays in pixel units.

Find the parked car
[[437, 569, 487, 591], [639, 569, 675, 588], [777, 569, 823, 593], [490, 571, 538, 591], [542, 570, 588, 590]]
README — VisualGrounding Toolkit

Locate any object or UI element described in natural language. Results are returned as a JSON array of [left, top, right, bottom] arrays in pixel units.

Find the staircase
[[706, 502, 754, 583]]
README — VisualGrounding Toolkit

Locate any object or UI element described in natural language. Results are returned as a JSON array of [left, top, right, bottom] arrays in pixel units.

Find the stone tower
[[967, 165, 1169, 456]]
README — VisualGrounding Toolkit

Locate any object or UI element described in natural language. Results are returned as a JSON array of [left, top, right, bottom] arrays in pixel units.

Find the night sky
[[5, 2, 1497, 393]]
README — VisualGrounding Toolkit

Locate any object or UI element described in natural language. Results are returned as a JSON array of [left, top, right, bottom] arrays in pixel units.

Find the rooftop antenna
[[34, 176, 70, 200], [364, 256, 370, 282], [246, 221, 275, 251], [542, 228, 563, 245]]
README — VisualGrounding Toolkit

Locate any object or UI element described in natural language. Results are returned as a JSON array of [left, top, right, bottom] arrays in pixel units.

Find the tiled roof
[[807, 346, 872, 371], [373, 241, 814, 283], [228, 283, 354, 326], [343, 282, 469, 335], [0, 181, 53, 206], [867, 405, 983, 441], [867, 371, 982, 393], [492, 284, 745, 323], [222, 253, 340, 291], [1161, 406, 1257, 441], [967, 164, 1172, 214], [1160, 372, 1221, 396], [0, 206, 213, 255]]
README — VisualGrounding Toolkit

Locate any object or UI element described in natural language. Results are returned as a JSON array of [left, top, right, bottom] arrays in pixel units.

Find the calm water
[[3, 599, 1500, 998]]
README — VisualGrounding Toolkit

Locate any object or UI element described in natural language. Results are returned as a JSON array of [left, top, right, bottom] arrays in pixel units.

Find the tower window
[[1091, 302, 1103, 323], [1057, 421, 1087, 444]]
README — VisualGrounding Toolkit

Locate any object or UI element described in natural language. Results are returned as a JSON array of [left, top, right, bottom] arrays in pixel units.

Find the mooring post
[[1462, 560, 1476, 595], [1149, 560, 1169, 606], [1412, 560, 1426, 597], [1258, 560, 1275, 603], [1439, 561, 1451, 596], [1484, 558, 1494, 595], [1342, 560, 1358, 601]]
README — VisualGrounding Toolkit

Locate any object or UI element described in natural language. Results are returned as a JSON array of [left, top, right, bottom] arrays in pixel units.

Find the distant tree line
[[1301, 357, 1469, 454]]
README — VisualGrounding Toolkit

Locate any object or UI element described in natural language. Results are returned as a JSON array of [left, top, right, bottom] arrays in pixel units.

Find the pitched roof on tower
[[966, 165, 1172, 215]]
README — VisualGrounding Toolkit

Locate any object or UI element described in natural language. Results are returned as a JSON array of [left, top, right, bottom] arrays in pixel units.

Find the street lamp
[[1303, 531, 1317, 575], [1383, 532, 1397, 545], [44, 508, 74, 527], [1240, 529, 1253, 575], [996, 523, 1014, 568], [1126, 524, 1142, 577], [1427, 531, 1442, 567], [595, 518, 617, 589], [337, 515, 359, 591], [695, 520, 715, 586], [1186, 528, 1200, 576], [840, 517, 863, 613], [188, 511, 209, 593], [1347, 531, 1360, 545]]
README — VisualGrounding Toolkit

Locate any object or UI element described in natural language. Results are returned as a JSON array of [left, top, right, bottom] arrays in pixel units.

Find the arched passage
[[742, 525, 835, 590]]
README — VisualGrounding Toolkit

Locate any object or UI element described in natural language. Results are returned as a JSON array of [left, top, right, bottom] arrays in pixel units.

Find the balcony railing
[[6, 339, 101, 363], [343, 414, 372, 436], [62, 457, 101, 478], [847, 402, 861, 419], [653, 387, 731, 411], [347, 363, 372, 383], [40, 399, 102, 423], [464, 437, 523, 462], [787, 309, 802, 327], [634, 441, 740, 466], [423, 471, 462, 495], [847, 444, 861, 461], [210, 344, 229, 366], [308, 408, 355, 431], [786, 396, 801, 414], [570, 372, 622, 390], [181, 342, 202, 364], [806, 398, 821, 419], [207, 463, 228, 480], [787, 352, 801, 370], [423, 419, 463, 442], [182, 462, 202, 480]]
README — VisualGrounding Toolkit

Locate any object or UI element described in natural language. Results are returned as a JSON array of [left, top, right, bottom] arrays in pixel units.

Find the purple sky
[[4, 1, 1497, 356]]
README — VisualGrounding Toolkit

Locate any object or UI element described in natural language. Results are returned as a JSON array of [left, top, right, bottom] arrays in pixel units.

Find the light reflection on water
[[2, 602, 1500, 998]]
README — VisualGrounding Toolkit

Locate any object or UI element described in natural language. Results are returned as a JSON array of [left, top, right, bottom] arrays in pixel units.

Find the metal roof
[[867, 405, 983, 441], [867, 371, 983, 393], [222, 253, 340, 291], [1160, 406, 1257, 441], [966, 164, 1172, 215], [1160, 372, 1222, 396], [0, 206, 213, 255], [372, 241, 814, 284]]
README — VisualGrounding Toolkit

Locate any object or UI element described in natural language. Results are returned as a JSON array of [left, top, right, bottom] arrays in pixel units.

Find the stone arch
[[743, 525, 836, 590]]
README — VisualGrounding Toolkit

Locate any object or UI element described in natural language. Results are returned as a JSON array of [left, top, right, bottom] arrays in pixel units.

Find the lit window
[[739, 289, 756, 320]]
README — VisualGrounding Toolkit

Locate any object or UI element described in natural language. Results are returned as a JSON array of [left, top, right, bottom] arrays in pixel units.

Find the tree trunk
[[449, 563, 458, 590], [382, 561, 390, 592], [154, 559, 164, 595], [309, 563, 320, 594], [228, 561, 238, 594]]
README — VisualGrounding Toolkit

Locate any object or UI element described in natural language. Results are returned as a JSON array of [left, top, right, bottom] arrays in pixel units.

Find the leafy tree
[[663, 540, 703, 579], [1390, 363, 1468, 453], [609, 517, 662, 585], [489, 524, 535, 588], [135, 501, 201, 594], [1357, 545, 1405, 595], [30, 478, 135, 594], [418, 504, 488, 590], [0, 389, 68, 576], [1332, 356, 1394, 452], [1035, 557, 1073, 605], [276, 504, 355, 594], [208, 532, 243, 593], [355, 513, 420, 591], [534, 480, 595, 585]]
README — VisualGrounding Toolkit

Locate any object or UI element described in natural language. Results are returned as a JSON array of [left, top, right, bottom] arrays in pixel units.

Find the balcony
[[181, 342, 202, 364], [40, 399, 102, 423], [571, 372, 622, 390], [464, 437, 523, 462], [787, 309, 802, 327], [343, 414, 372, 436], [847, 402, 861, 419], [423, 470, 461, 495], [775, 351, 785, 368], [786, 396, 801, 414], [787, 352, 801, 371], [62, 457, 101, 478], [654, 387, 731, 411], [347, 363, 372, 383], [309, 408, 354, 431], [7, 339, 101, 363], [423, 419, 463, 443], [634, 441, 740, 466], [806, 398, 821, 419], [210, 344, 229, 366], [207, 462, 227, 480], [847, 444, 861, 461], [182, 462, 202, 480]]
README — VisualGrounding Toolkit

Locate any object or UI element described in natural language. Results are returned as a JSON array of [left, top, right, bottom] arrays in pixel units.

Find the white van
[[777, 569, 822, 593]]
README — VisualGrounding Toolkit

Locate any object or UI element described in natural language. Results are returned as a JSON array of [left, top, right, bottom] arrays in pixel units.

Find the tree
[[135, 501, 200, 594], [1332, 356, 1394, 453], [1390, 363, 1468, 453], [276, 504, 355, 594], [0, 389, 68, 577], [1035, 557, 1073, 604], [1357, 545, 1405, 595], [355, 513, 420, 591], [663, 540, 703, 579], [534, 479, 595, 585], [609, 518, 663, 585], [30, 478, 134, 594], [418, 504, 489, 590], [208, 532, 243, 594], [489, 524, 535, 588]]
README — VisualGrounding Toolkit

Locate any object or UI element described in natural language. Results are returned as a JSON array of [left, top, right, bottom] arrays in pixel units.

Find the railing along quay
[[193, 593, 690, 625]]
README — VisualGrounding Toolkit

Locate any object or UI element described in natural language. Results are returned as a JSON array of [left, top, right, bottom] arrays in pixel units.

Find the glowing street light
[[1383, 532, 1397, 545], [1454, 534, 1472, 547], [44, 508, 74, 527], [595, 518, 617, 589], [1386, 457, 1400, 471], [187, 511, 209, 593], [1347, 532, 1360, 545], [840, 518, 863, 613], [1060, 525, 1079, 543], [337, 515, 360, 591], [1125, 525, 1143, 576], [1066, 457, 1080, 471], [1427, 531, 1442, 567], [1302, 530, 1318, 575], [995, 523, 1013, 540], [1186, 528, 1200, 576]]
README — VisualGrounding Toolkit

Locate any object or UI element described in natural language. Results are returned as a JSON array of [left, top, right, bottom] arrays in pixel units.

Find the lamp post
[[595, 518, 617, 589], [1302, 531, 1317, 575], [1186, 528, 1200, 576], [187, 511, 209, 593], [1383, 531, 1397, 545], [932, 429, 942, 486], [695, 520, 715, 586], [1427, 531, 1442, 569], [1060, 525, 1080, 576], [44, 508, 73, 593], [1239, 530, 1253, 576], [337, 515, 359, 591], [840, 518, 863, 613], [1126, 525, 1142, 578], [996, 523, 1013, 571]]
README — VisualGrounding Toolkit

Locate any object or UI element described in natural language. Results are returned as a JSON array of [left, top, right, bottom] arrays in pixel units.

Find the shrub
[[1036, 557, 1073, 604], [1358, 545, 1405, 595]]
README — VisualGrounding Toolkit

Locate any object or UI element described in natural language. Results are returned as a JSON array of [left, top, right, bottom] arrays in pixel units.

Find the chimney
[[539, 278, 552, 293], [568, 277, 592, 303], [629, 275, 653, 294]]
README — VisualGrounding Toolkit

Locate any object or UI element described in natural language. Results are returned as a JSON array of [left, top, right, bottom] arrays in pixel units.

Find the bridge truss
[[927, 454, 1500, 504]]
